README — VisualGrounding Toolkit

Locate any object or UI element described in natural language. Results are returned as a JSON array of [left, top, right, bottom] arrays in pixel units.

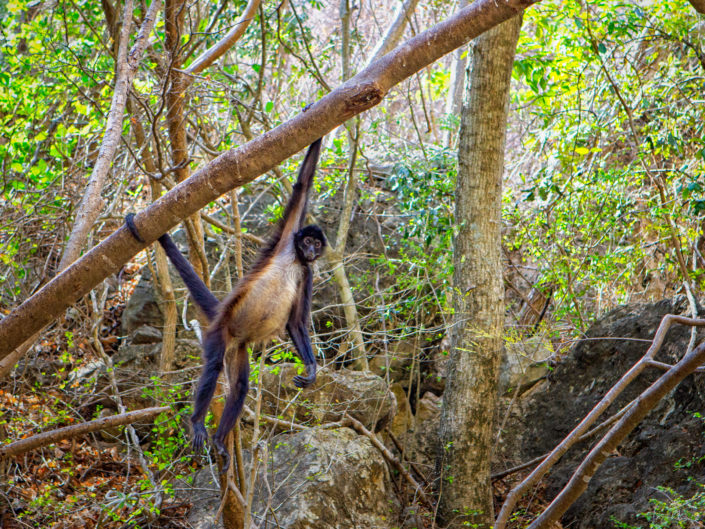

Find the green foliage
[[613, 484, 705, 529], [376, 146, 456, 332], [507, 0, 705, 330], [0, 0, 115, 303]]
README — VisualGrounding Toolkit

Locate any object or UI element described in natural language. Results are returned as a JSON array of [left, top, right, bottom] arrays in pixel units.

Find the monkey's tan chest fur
[[228, 251, 302, 344]]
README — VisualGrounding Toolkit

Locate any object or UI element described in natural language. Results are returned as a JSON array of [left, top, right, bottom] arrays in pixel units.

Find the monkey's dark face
[[295, 225, 326, 263]]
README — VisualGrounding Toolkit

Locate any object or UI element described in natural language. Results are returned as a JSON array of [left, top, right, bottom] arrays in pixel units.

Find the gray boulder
[[260, 364, 397, 431], [250, 427, 398, 528]]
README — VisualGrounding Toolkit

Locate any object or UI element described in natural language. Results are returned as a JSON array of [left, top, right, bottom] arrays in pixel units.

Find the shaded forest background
[[1, 0, 704, 527]]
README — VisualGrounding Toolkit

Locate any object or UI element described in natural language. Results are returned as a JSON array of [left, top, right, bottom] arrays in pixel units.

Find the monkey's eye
[[314, 240, 321, 249], [303, 237, 312, 245]]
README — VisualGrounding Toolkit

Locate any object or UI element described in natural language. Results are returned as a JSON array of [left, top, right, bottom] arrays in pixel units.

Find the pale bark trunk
[[185, 0, 261, 78], [0, 0, 541, 360], [328, 0, 424, 367], [443, 0, 469, 147], [2, 2, 161, 379], [437, 14, 522, 529], [58, 0, 161, 270], [365, 0, 421, 67]]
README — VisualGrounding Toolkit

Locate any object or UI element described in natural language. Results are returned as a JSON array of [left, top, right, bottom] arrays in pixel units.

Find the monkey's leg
[[191, 329, 227, 451], [213, 344, 250, 473]]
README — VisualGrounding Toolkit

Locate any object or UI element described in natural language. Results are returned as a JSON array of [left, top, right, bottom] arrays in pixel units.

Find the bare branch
[[529, 338, 705, 529], [185, 0, 262, 78], [496, 314, 705, 529], [0, 407, 170, 458], [59, 0, 162, 270], [365, 0, 421, 67]]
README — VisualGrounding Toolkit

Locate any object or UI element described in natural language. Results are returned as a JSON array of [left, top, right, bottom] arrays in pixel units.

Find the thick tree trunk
[[437, 14, 522, 529], [0, 0, 539, 360]]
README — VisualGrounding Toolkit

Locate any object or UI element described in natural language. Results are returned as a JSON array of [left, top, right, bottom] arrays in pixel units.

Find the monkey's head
[[295, 224, 326, 263]]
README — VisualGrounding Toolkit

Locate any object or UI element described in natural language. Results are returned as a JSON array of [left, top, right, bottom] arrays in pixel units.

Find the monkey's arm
[[125, 214, 219, 321], [286, 268, 317, 388], [277, 139, 323, 246]]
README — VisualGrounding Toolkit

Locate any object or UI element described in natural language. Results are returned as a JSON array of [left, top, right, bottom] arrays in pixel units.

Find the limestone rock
[[114, 342, 161, 368], [250, 427, 398, 528], [260, 364, 397, 431], [369, 340, 418, 384], [396, 392, 442, 476], [131, 325, 163, 344], [388, 382, 414, 436], [499, 335, 553, 394], [500, 298, 705, 529], [121, 270, 163, 335]]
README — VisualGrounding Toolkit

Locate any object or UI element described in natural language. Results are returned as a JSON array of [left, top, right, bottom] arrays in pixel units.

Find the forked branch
[[496, 314, 705, 529]]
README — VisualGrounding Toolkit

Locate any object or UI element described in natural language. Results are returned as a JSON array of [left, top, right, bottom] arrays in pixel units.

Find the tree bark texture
[[437, 14, 522, 529], [688, 0, 705, 14], [0, 0, 539, 360]]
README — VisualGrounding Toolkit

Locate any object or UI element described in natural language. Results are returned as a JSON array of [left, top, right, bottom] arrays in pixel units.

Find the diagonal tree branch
[[0, 0, 539, 360], [495, 314, 705, 529], [688, 0, 705, 14], [185, 0, 261, 79]]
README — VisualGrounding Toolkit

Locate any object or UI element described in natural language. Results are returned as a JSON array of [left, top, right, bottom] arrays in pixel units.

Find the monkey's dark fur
[[125, 139, 326, 471]]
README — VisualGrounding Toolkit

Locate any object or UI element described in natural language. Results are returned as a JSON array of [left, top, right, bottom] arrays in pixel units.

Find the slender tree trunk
[[129, 98, 178, 373], [443, 0, 469, 147], [165, 0, 210, 291], [437, 14, 522, 529], [59, 0, 161, 270], [329, 0, 422, 368], [365, 0, 421, 67]]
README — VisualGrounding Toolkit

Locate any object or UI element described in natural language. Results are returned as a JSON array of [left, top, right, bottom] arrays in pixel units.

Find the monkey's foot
[[191, 423, 208, 453], [293, 373, 316, 389], [213, 438, 230, 474]]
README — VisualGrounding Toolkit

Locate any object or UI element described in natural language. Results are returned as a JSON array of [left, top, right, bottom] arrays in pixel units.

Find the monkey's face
[[295, 225, 326, 263]]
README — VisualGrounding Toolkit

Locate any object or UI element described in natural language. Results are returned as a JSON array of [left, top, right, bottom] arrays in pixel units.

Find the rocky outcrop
[[500, 298, 705, 528], [184, 427, 399, 529]]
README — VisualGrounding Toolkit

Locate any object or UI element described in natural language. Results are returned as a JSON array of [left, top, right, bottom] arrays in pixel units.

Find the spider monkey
[[125, 139, 326, 471]]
